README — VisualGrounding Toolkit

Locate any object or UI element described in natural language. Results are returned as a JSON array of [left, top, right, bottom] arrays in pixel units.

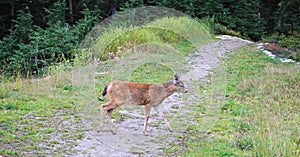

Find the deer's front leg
[[143, 105, 151, 136]]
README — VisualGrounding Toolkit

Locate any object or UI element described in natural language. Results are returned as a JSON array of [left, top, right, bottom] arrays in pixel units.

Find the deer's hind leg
[[99, 103, 108, 132], [143, 105, 152, 136], [106, 107, 118, 134], [99, 101, 118, 134]]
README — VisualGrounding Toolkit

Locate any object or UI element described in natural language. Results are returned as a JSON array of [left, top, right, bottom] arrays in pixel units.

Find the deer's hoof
[[98, 96, 105, 101], [143, 132, 149, 136], [111, 130, 116, 135]]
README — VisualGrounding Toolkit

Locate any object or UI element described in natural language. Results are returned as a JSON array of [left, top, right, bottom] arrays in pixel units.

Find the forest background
[[0, 0, 299, 77]]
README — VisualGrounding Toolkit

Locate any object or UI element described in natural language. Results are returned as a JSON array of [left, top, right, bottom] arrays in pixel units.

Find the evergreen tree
[[0, 6, 35, 76], [276, 0, 300, 33], [220, 0, 264, 40], [0, 1, 101, 77]]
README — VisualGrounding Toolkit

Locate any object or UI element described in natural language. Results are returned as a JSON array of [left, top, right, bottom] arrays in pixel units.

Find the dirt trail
[[73, 36, 253, 156]]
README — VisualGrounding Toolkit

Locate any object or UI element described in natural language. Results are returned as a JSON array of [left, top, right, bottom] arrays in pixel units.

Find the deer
[[98, 73, 187, 135]]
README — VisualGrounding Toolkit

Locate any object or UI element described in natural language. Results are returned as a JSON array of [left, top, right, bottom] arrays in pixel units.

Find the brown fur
[[99, 74, 187, 135]]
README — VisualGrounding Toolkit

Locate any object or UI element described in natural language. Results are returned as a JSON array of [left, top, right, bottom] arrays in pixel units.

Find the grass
[[225, 46, 299, 156], [2, 40, 70, 156], [0, 68, 94, 156], [97, 27, 196, 60], [130, 62, 174, 84], [175, 45, 300, 156]]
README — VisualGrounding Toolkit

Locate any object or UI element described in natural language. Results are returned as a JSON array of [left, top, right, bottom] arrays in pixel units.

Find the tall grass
[[78, 16, 212, 64], [147, 17, 212, 46], [94, 26, 195, 60]]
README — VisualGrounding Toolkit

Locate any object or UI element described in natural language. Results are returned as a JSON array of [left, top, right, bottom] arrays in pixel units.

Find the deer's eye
[[177, 82, 184, 88]]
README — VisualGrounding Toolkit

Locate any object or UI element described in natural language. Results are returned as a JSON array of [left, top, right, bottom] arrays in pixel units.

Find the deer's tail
[[102, 83, 109, 96], [98, 83, 110, 101]]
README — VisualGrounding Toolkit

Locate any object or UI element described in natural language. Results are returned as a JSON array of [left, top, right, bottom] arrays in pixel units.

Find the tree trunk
[[278, 13, 283, 29], [10, 0, 14, 35], [112, 0, 116, 16], [69, 0, 73, 24]]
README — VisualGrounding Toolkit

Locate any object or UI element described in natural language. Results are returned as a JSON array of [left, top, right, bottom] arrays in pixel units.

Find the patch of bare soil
[[259, 42, 299, 61], [72, 36, 253, 156]]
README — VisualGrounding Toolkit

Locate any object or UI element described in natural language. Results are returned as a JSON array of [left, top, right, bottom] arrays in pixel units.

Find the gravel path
[[74, 36, 253, 156]]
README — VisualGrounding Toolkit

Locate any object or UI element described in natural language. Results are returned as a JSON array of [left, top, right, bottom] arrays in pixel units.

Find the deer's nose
[[184, 90, 188, 93]]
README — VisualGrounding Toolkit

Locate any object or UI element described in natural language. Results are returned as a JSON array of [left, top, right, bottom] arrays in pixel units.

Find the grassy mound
[[77, 16, 212, 63]]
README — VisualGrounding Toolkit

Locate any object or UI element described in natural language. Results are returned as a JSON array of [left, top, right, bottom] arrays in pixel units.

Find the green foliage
[[149, 0, 264, 40], [278, 34, 300, 61], [73, 6, 101, 42], [199, 17, 241, 37], [0, 149, 18, 157], [120, 0, 145, 10], [0, 1, 99, 77], [1, 103, 19, 110], [218, 0, 264, 40], [278, 34, 300, 51], [44, 0, 66, 26], [0, 6, 35, 77], [275, 0, 300, 33]]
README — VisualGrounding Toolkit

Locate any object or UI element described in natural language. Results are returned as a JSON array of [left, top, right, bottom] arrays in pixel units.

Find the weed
[[1, 103, 18, 110], [171, 105, 179, 109], [0, 149, 18, 156]]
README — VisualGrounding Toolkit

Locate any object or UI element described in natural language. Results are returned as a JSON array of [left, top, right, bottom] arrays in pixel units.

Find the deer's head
[[173, 73, 188, 93]]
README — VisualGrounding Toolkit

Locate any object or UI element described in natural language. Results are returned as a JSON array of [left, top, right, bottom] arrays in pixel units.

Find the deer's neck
[[163, 81, 177, 97]]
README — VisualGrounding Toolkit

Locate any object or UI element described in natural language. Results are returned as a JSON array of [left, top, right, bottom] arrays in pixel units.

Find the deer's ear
[[174, 73, 179, 84]]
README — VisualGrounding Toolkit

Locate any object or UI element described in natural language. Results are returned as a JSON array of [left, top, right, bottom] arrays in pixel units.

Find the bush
[[199, 17, 240, 37]]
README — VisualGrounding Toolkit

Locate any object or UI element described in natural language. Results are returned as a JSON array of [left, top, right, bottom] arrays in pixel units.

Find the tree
[[0, 6, 35, 76], [277, 0, 300, 33], [220, 0, 264, 40]]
